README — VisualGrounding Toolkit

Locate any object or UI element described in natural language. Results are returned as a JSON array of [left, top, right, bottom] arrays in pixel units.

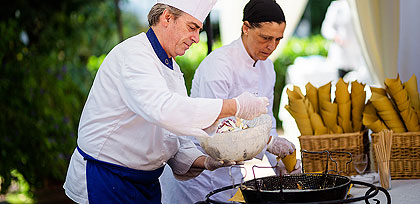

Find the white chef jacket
[[159, 37, 279, 203], [63, 31, 223, 203]]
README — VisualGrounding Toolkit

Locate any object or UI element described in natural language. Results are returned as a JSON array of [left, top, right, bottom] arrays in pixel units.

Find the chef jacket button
[[165, 59, 169, 64]]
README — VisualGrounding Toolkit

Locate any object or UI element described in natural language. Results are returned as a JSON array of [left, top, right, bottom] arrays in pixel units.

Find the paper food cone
[[362, 102, 388, 133], [336, 78, 350, 103], [310, 112, 329, 135], [282, 150, 297, 172], [403, 74, 420, 121], [370, 86, 387, 96], [286, 105, 313, 135], [319, 101, 342, 133], [385, 75, 420, 131], [351, 81, 366, 132], [336, 78, 353, 132], [228, 189, 245, 202], [370, 92, 406, 133], [306, 82, 319, 114], [318, 82, 332, 105], [286, 87, 313, 135]]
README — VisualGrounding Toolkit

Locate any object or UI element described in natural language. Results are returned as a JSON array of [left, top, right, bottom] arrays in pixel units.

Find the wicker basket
[[299, 131, 368, 176], [371, 131, 420, 179]]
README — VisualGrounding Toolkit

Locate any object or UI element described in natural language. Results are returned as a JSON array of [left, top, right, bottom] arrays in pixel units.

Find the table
[[349, 179, 420, 203]]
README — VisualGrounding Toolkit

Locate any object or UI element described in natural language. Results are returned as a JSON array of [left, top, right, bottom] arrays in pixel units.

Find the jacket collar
[[236, 37, 258, 67], [146, 28, 173, 70]]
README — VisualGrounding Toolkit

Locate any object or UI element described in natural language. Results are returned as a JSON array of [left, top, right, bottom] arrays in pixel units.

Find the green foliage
[[272, 35, 329, 128], [87, 54, 106, 77], [0, 0, 142, 197], [5, 171, 33, 203]]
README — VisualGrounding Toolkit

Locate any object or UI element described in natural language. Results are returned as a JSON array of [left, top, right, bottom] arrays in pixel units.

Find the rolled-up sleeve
[[167, 136, 204, 175]]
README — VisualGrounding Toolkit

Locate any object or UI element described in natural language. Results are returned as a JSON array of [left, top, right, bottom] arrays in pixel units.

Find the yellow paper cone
[[336, 78, 353, 132], [318, 82, 332, 105], [336, 78, 350, 103], [285, 105, 313, 135], [370, 87, 387, 96], [363, 114, 388, 133], [282, 150, 297, 172], [319, 101, 342, 134], [228, 188, 245, 202], [306, 98, 328, 135], [363, 102, 388, 133], [385, 75, 420, 131], [306, 82, 319, 113], [403, 74, 420, 121], [351, 81, 366, 132], [370, 92, 406, 133], [310, 112, 329, 135]]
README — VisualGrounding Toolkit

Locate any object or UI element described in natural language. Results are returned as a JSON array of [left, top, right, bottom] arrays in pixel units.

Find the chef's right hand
[[234, 92, 269, 120], [204, 156, 238, 171]]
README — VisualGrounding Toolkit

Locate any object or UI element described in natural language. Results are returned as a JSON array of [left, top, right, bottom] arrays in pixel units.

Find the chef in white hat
[[160, 0, 302, 203], [62, 0, 270, 203]]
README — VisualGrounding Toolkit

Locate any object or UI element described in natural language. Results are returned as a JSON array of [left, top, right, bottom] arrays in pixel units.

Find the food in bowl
[[216, 118, 249, 133], [197, 114, 272, 161]]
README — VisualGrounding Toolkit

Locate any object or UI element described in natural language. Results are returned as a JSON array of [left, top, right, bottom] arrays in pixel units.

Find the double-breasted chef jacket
[[63, 28, 223, 203]]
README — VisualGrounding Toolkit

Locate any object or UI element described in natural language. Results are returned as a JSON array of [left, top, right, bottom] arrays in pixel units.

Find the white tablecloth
[[349, 179, 420, 204]]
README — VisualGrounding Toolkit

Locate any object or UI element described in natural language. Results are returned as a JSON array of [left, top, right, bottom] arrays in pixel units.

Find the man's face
[[165, 12, 202, 58], [242, 21, 286, 61]]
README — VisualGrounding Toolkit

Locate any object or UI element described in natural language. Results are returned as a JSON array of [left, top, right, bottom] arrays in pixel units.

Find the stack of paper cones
[[336, 78, 353, 133], [351, 81, 366, 132], [285, 86, 313, 135], [403, 74, 420, 121], [319, 82, 343, 134], [373, 130, 393, 189], [305, 82, 328, 135], [385, 75, 420, 132], [306, 82, 319, 113], [370, 92, 406, 133], [363, 101, 388, 133]]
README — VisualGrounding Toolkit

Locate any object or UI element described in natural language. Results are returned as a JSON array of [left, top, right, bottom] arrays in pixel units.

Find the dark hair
[[242, 0, 286, 23]]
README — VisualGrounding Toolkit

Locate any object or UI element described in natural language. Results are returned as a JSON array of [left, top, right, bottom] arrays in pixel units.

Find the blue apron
[[77, 147, 164, 204]]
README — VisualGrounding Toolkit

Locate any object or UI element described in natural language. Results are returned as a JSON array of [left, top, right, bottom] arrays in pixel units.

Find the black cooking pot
[[240, 173, 350, 203], [200, 180, 391, 204]]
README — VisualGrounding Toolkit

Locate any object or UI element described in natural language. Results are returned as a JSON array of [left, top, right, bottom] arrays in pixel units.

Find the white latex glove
[[275, 159, 302, 175], [204, 157, 237, 171], [267, 137, 295, 158], [234, 92, 269, 120]]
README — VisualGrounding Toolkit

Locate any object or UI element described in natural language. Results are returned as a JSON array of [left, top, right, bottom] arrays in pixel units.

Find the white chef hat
[[156, 0, 217, 23]]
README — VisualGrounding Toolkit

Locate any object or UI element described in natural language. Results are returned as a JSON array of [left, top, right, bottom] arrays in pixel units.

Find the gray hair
[[148, 3, 184, 26]]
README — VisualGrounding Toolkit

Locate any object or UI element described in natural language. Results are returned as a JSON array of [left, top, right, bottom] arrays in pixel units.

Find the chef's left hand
[[275, 159, 302, 175], [267, 137, 295, 158], [204, 156, 241, 171]]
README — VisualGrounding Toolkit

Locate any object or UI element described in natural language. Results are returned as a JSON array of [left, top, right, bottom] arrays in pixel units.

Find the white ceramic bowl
[[197, 114, 272, 161]]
